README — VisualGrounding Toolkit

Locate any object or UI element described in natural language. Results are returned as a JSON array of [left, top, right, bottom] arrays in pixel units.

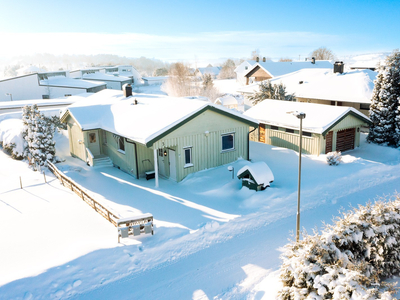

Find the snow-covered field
[[1, 81, 400, 299]]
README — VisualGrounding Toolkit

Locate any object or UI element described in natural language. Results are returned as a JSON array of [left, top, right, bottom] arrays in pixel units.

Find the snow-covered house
[[244, 100, 371, 155], [60, 88, 258, 183], [0, 71, 106, 102], [70, 68, 133, 90], [142, 76, 168, 86], [243, 59, 333, 85], [238, 66, 376, 116], [104, 65, 142, 85], [214, 94, 242, 110], [234, 59, 258, 85], [195, 66, 221, 79]]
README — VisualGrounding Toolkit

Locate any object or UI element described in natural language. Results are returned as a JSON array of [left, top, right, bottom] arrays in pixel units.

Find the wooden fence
[[47, 160, 119, 227]]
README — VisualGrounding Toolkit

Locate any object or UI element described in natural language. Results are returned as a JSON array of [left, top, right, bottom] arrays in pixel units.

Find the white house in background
[[0, 71, 106, 102], [142, 76, 168, 86], [244, 99, 371, 155], [234, 60, 258, 85], [195, 66, 221, 79], [243, 59, 333, 85], [238, 64, 376, 116], [103, 65, 142, 85], [70, 68, 133, 90]]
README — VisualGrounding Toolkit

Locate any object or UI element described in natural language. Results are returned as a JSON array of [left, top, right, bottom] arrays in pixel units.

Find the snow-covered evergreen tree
[[368, 50, 400, 146], [22, 104, 57, 168], [248, 81, 295, 105]]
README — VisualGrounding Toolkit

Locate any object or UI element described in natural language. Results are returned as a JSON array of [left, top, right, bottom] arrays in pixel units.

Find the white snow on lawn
[[0, 118, 400, 298]]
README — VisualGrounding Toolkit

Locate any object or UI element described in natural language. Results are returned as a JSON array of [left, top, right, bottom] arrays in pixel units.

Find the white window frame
[[183, 146, 193, 168], [117, 136, 125, 154], [221, 133, 235, 152]]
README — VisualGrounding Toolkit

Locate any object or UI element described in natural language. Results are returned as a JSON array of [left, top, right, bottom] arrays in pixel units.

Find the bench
[[117, 213, 154, 242], [145, 171, 155, 180]]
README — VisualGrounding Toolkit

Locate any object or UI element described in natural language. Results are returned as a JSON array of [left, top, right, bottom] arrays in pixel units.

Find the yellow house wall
[[66, 116, 86, 162], [152, 109, 250, 182]]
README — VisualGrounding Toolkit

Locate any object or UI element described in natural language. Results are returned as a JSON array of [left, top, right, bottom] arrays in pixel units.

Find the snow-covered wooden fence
[[47, 160, 119, 227]]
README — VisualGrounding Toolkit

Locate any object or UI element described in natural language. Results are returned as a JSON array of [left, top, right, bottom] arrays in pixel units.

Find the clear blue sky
[[0, 0, 399, 61]]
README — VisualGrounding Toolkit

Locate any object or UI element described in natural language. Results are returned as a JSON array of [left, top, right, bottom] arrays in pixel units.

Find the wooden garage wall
[[66, 116, 86, 162], [254, 124, 321, 155]]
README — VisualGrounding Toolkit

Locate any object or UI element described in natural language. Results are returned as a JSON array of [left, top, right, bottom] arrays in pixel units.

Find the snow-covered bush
[[277, 197, 400, 299], [326, 151, 342, 166], [0, 119, 24, 159]]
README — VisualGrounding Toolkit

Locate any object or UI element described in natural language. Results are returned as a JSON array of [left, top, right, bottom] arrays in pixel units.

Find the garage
[[336, 128, 356, 152]]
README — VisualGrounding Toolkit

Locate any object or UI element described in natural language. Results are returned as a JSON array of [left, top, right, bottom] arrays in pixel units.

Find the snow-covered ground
[[1, 126, 400, 299], [0, 79, 400, 299]]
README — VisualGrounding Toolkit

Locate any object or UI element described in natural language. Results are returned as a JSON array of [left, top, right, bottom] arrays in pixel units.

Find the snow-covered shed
[[244, 100, 371, 155], [238, 68, 376, 116], [237, 161, 274, 191], [214, 95, 240, 110], [60, 89, 258, 184], [142, 76, 168, 86], [243, 60, 333, 85]]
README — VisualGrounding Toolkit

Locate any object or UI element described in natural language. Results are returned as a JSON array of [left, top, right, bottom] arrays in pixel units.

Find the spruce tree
[[368, 50, 400, 146], [249, 80, 295, 105]]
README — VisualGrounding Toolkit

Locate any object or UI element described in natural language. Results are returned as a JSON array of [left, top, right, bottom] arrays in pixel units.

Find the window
[[102, 131, 107, 145], [222, 133, 235, 151], [42, 95, 49, 99], [303, 132, 312, 137], [184, 147, 193, 167], [286, 128, 295, 134], [89, 133, 96, 143], [271, 125, 279, 130], [64, 94, 72, 97], [118, 136, 125, 152], [360, 103, 370, 110]]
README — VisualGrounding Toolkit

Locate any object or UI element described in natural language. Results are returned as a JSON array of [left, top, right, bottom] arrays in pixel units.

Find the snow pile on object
[[326, 151, 342, 166], [237, 161, 274, 188], [278, 197, 400, 299], [0, 118, 24, 159]]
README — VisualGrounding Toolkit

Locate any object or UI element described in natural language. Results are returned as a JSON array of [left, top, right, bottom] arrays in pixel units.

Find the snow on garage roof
[[244, 99, 370, 135], [62, 90, 258, 147]]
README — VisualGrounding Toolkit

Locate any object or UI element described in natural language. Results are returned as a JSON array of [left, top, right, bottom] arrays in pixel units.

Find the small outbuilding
[[237, 161, 274, 191], [244, 100, 371, 155]]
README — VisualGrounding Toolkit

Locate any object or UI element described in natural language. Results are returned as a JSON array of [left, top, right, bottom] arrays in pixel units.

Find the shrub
[[278, 196, 400, 299], [326, 151, 342, 166]]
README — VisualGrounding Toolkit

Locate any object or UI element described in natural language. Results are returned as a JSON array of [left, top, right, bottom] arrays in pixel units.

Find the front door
[[169, 149, 176, 181], [158, 149, 167, 177], [87, 130, 100, 156]]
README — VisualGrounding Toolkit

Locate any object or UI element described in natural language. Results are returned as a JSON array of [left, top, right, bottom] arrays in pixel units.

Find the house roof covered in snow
[[196, 67, 221, 77], [82, 73, 132, 82], [40, 77, 106, 89], [61, 90, 258, 147], [238, 68, 377, 104], [244, 60, 333, 78], [244, 99, 370, 135], [237, 161, 274, 188], [214, 95, 239, 106]]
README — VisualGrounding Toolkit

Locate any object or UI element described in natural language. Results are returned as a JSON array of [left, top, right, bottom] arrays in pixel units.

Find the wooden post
[[20, 176, 22, 189], [43, 171, 46, 183]]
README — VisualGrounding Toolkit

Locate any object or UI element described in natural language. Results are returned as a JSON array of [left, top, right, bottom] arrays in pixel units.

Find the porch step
[[93, 156, 113, 168]]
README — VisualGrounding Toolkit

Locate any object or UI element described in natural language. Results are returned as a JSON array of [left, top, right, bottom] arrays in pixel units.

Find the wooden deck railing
[[47, 160, 119, 227]]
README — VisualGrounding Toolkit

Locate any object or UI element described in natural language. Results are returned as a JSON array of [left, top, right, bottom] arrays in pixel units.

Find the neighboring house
[[103, 65, 142, 85], [234, 59, 258, 85], [60, 88, 258, 185], [142, 76, 169, 86], [0, 71, 106, 102], [238, 64, 376, 116], [243, 59, 333, 85], [195, 66, 221, 79], [244, 99, 371, 155], [70, 68, 133, 90]]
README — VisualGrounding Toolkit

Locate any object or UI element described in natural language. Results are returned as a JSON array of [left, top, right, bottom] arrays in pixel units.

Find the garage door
[[325, 131, 333, 153], [336, 128, 355, 152]]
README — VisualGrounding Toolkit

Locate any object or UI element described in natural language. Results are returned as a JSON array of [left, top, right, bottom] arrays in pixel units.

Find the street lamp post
[[288, 111, 306, 242], [5, 93, 12, 101]]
